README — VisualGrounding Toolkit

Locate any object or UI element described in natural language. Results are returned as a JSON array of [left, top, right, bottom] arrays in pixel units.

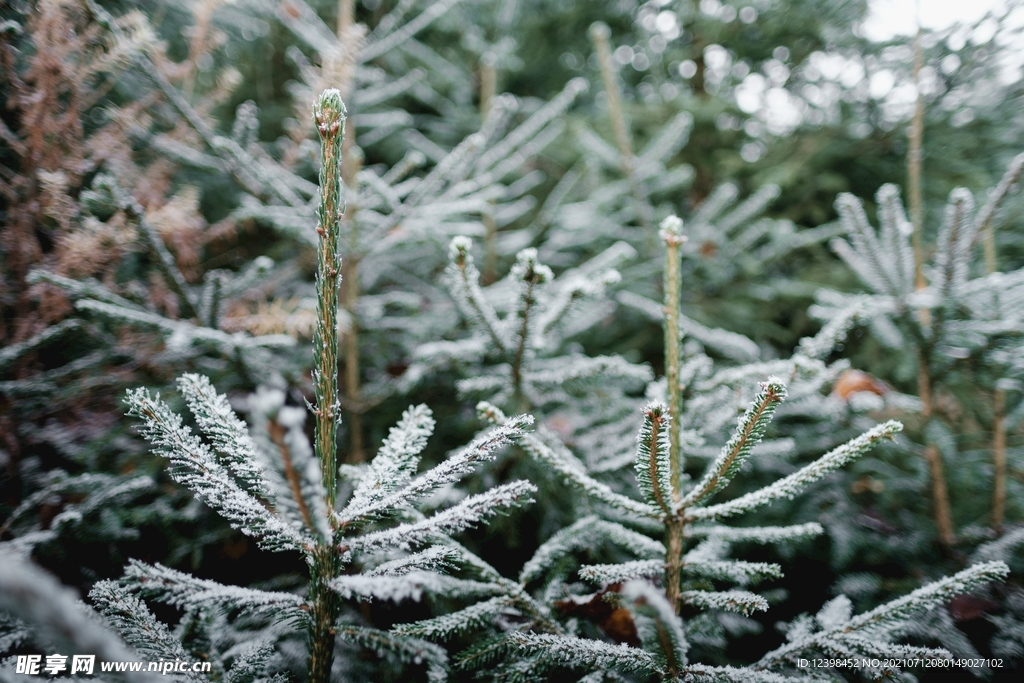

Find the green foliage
[[3, 0, 1024, 681]]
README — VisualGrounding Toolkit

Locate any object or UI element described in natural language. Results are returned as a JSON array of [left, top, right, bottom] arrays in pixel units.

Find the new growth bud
[[659, 215, 687, 246], [314, 88, 347, 139], [449, 236, 473, 266]]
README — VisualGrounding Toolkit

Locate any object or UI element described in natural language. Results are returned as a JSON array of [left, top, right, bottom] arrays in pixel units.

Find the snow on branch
[[89, 580, 203, 681], [335, 625, 448, 683], [344, 404, 435, 517], [679, 590, 769, 616], [516, 428, 660, 519], [508, 632, 663, 676], [634, 402, 674, 515], [339, 415, 533, 525], [446, 237, 510, 355], [177, 374, 272, 499], [0, 554, 141, 675], [578, 559, 663, 584], [620, 580, 689, 671], [687, 522, 824, 544], [122, 560, 306, 622], [683, 377, 786, 508], [393, 596, 516, 640], [330, 572, 499, 603], [519, 516, 664, 585], [688, 421, 902, 521], [347, 480, 537, 553], [125, 388, 312, 553], [758, 562, 1010, 669], [368, 546, 459, 576], [934, 188, 978, 301]]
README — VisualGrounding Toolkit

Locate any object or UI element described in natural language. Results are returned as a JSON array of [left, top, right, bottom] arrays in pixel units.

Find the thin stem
[[342, 134, 365, 463], [907, 20, 952, 548], [918, 349, 955, 547], [511, 274, 538, 412], [978, 153, 1024, 273], [661, 216, 686, 614], [309, 89, 347, 683], [982, 212, 999, 275], [981, 176, 1011, 534], [993, 388, 1007, 533], [909, 30, 933, 329], [269, 422, 315, 531], [661, 219, 685, 500], [666, 519, 685, 615], [908, 28, 928, 298], [480, 52, 497, 123], [480, 53, 498, 284], [338, 0, 354, 40], [589, 22, 652, 232]]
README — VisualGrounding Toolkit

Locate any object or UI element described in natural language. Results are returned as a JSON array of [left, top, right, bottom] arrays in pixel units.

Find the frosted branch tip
[[660, 215, 686, 246], [314, 89, 347, 139]]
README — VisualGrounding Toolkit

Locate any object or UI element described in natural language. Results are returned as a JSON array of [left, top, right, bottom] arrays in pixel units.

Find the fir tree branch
[[977, 152, 1024, 273], [125, 387, 312, 552], [335, 625, 448, 682], [519, 516, 665, 585], [756, 562, 1010, 668], [0, 319, 81, 374], [309, 88, 347, 683], [688, 421, 903, 521], [357, 0, 466, 63], [343, 404, 436, 518], [347, 480, 537, 553], [578, 560, 663, 584], [0, 555, 145, 680], [682, 378, 786, 508], [509, 249, 553, 409], [589, 22, 652, 231], [935, 188, 977, 305], [447, 237, 510, 356], [338, 415, 532, 526], [509, 632, 663, 676], [123, 560, 307, 623], [177, 374, 272, 499], [634, 402, 674, 516], [393, 596, 515, 640], [620, 580, 689, 674], [515, 428, 660, 519], [679, 589, 769, 616], [90, 580, 204, 682], [686, 523, 823, 544]]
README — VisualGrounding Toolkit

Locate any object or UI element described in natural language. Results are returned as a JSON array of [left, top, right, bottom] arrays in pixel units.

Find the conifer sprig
[[307, 88, 347, 683], [311, 88, 346, 513], [682, 377, 787, 508]]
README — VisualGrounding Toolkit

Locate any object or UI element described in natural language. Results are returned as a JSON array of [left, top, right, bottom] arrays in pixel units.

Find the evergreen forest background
[[3, 0, 1024, 681]]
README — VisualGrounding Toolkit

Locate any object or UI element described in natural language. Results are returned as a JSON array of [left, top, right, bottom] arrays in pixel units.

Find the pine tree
[[396, 215, 1010, 681], [812, 153, 1024, 546]]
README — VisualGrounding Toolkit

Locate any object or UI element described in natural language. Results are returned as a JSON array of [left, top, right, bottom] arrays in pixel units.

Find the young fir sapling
[[77, 90, 541, 683], [399, 215, 1011, 682], [812, 153, 1024, 545]]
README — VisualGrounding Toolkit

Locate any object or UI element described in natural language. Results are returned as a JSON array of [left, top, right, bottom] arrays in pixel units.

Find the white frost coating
[[689, 420, 902, 521], [125, 387, 312, 553], [520, 516, 665, 584], [578, 560, 663, 584], [679, 589, 769, 616], [348, 480, 537, 552], [509, 632, 661, 675]]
